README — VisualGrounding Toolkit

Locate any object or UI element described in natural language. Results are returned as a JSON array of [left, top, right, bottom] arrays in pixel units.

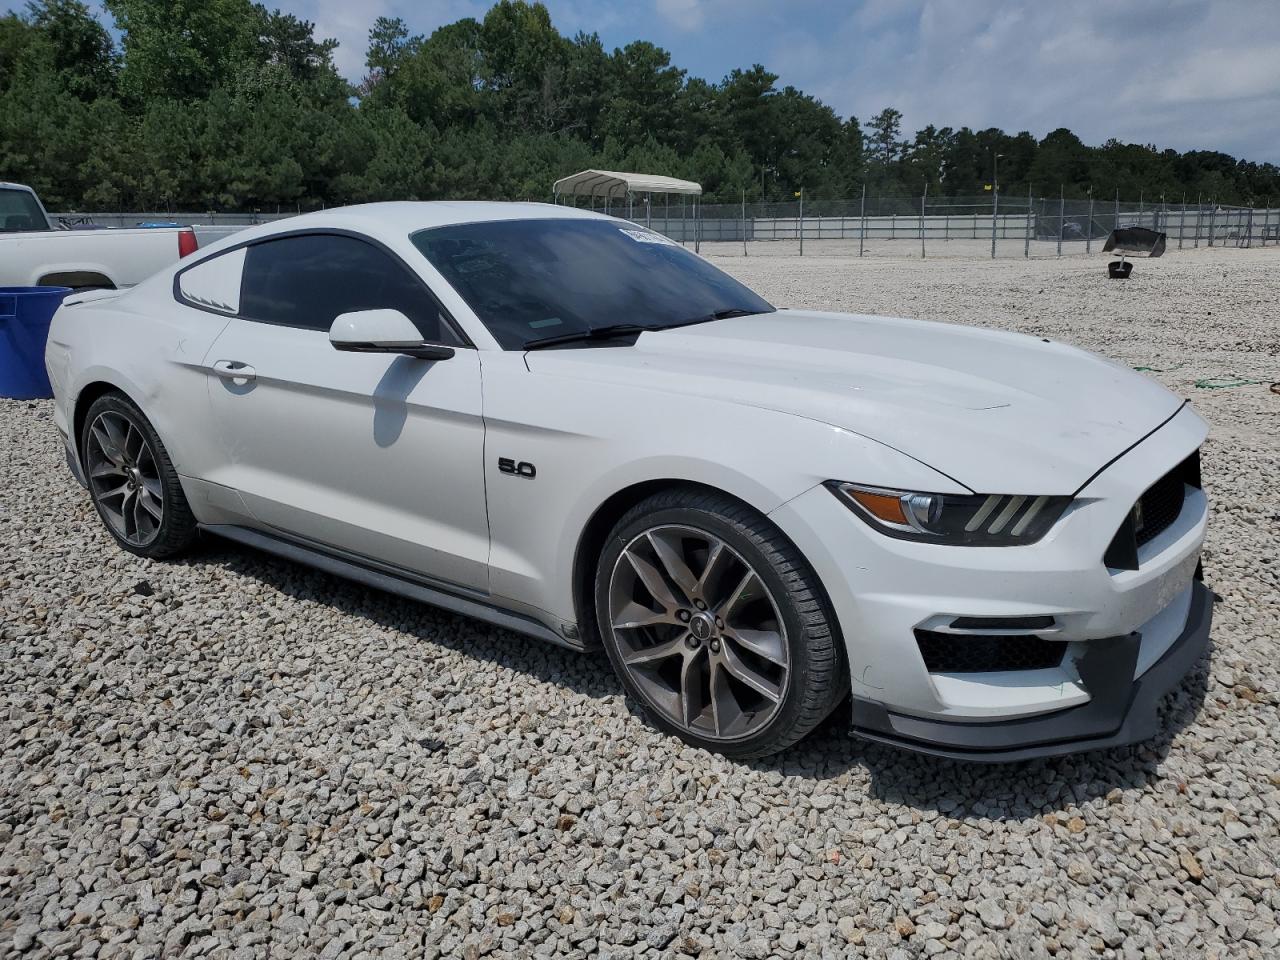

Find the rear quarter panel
[[48, 287, 230, 480]]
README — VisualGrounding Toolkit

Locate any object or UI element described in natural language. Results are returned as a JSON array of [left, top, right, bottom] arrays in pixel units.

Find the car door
[[198, 231, 490, 593]]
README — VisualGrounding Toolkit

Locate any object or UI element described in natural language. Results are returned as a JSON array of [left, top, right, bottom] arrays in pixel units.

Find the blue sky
[[16, 0, 1280, 161]]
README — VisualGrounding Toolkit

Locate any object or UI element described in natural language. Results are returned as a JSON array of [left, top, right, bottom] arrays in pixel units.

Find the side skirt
[[199, 523, 584, 651]]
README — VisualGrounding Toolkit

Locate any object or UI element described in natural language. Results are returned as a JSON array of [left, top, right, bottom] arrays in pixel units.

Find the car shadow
[[187, 539, 621, 703], [184, 538, 1214, 821], [372, 355, 436, 447]]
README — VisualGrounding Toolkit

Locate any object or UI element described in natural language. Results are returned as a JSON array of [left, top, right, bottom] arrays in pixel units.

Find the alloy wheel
[[607, 524, 790, 741], [85, 410, 165, 547]]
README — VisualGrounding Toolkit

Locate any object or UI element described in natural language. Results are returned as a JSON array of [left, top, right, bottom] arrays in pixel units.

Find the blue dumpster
[[0, 286, 72, 399]]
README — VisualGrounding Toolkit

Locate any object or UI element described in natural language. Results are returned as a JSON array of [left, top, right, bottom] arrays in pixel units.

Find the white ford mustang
[[45, 202, 1212, 760]]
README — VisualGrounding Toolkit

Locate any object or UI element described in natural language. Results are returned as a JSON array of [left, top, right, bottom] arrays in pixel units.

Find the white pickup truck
[[0, 182, 199, 290]]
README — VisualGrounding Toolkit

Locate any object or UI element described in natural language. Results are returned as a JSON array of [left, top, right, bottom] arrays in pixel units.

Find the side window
[[177, 248, 246, 315], [239, 234, 460, 344]]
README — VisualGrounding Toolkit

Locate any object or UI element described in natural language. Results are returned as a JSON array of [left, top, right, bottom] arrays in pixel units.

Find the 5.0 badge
[[498, 457, 536, 478]]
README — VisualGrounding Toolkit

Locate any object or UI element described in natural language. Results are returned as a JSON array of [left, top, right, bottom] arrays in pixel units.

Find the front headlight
[[826, 482, 1070, 545]]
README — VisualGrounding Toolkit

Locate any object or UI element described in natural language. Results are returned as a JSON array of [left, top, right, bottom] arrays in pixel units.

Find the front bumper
[[848, 579, 1212, 762], [767, 403, 1211, 760]]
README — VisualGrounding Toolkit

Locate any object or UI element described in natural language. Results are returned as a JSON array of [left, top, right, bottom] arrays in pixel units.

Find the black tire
[[595, 487, 847, 759], [80, 391, 198, 559]]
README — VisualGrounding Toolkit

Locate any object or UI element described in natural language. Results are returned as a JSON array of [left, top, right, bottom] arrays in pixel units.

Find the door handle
[[211, 360, 256, 381]]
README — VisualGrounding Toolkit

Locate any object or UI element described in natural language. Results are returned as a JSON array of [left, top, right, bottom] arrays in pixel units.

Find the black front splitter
[[849, 581, 1212, 763]]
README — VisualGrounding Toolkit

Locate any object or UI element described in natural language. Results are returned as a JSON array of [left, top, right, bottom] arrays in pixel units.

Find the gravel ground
[[2, 245, 1277, 959]]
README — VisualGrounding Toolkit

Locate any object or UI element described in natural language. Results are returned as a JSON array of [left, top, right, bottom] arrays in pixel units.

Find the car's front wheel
[[81, 392, 197, 559], [595, 488, 847, 759]]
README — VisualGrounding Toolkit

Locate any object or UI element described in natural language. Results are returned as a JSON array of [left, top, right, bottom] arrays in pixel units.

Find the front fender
[[480, 352, 967, 625]]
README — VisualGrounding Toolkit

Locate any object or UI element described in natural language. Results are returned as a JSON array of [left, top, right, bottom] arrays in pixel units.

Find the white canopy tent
[[552, 169, 704, 249], [553, 169, 702, 201]]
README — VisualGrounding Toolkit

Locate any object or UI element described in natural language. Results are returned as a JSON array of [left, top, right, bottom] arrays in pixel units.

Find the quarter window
[[176, 248, 245, 315], [239, 233, 460, 343]]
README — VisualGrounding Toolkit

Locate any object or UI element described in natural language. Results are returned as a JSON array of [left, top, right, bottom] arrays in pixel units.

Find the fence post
[[798, 187, 804, 257], [859, 183, 866, 258], [1057, 186, 1064, 257], [1178, 194, 1186, 249], [1024, 184, 1032, 258], [1208, 200, 1216, 247], [1086, 189, 1094, 254], [1244, 206, 1254, 248], [920, 183, 927, 258], [694, 195, 701, 254], [1194, 195, 1200, 248], [1114, 188, 1120, 233], [990, 183, 998, 259], [742, 189, 747, 256], [1262, 199, 1271, 247]]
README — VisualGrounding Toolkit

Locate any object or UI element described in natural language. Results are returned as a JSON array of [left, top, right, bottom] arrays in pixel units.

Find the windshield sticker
[[528, 317, 563, 329], [619, 228, 677, 246]]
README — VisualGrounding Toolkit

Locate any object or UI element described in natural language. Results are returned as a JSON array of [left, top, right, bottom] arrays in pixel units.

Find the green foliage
[[26, 0, 116, 99], [865, 107, 902, 166], [1, 0, 1276, 211]]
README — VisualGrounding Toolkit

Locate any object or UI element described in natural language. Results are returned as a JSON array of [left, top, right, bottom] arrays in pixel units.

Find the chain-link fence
[[625, 191, 1280, 258], [54, 192, 1280, 259]]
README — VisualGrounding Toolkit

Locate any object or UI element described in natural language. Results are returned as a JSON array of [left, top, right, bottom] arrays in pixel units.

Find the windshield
[[410, 217, 774, 349], [0, 188, 49, 233]]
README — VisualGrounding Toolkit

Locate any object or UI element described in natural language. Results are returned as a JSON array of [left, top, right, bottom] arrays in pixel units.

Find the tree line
[[2, 0, 1277, 212]]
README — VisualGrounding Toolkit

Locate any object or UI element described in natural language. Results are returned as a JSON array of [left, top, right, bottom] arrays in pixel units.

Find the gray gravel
[[2, 245, 1278, 959]]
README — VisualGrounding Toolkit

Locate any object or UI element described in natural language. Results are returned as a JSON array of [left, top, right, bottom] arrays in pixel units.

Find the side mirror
[[329, 309, 455, 361]]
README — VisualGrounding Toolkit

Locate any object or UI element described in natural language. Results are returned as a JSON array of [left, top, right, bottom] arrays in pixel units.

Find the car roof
[[270, 200, 608, 236], [136, 201, 627, 295], [183, 201, 614, 261]]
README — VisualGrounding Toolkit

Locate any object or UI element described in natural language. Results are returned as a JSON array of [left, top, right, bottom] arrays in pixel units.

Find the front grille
[[1104, 449, 1200, 570], [915, 630, 1066, 673], [1133, 468, 1186, 547]]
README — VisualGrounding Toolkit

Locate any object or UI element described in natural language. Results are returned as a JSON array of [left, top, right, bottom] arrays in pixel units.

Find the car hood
[[522, 310, 1183, 495]]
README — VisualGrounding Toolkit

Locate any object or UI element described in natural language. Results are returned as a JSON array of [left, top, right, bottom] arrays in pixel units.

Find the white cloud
[[655, 0, 705, 31], [768, 0, 1280, 161]]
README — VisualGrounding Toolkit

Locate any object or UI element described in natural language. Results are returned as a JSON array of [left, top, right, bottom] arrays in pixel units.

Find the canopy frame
[[552, 169, 703, 250]]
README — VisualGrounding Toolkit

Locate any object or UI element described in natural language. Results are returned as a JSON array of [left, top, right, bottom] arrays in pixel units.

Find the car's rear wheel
[[81, 392, 197, 558], [595, 488, 846, 759]]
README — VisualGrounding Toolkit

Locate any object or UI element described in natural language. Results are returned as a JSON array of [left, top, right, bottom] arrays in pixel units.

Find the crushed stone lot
[[2, 246, 1278, 958]]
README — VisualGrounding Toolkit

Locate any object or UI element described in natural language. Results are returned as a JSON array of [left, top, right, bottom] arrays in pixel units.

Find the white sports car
[[45, 202, 1212, 760]]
